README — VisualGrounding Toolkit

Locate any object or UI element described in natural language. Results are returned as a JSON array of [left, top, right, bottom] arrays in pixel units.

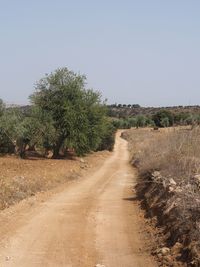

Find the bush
[[153, 110, 174, 127], [112, 115, 154, 129]]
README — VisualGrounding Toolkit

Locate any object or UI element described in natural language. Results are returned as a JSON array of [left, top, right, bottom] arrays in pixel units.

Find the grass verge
[[123, 127, 200, 267]]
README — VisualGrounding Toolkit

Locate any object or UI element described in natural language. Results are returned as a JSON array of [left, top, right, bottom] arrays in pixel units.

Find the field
[[123, 126, 200, 266], [0, 151, 109, 210]]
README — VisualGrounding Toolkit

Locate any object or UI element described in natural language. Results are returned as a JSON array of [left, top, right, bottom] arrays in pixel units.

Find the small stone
[[163, 255, 173, 262], [168, 186, 174, 192], [157, 253, 163, 260], [174, 186, 182, 193], [5, 256, 11, 261], [158, 247, 170, 256], [169, 178, 176, 186], [152, 171, 162, 181], [171, 242, 182, 254], [152, 171, 161, 177], [80, 158, 85, 163]]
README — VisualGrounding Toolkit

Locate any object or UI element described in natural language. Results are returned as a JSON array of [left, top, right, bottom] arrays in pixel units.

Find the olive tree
[[30, 68, 110, 158]]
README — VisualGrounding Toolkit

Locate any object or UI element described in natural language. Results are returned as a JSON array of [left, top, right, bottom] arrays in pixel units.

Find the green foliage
[[160, 117, 170, 127], [174, 112, 190, 125], [0, 68, 115, 158], [112, 115, 154, 129], [172, 112, 200, 126], [18, 107, 56, 152], [30, 67, 114, 157], [0, 108, 23, 153], [0, 99, 5, 117], [135, 115, 147, 128], [153, 110, 174, 127], [97, 119, 116, 151]]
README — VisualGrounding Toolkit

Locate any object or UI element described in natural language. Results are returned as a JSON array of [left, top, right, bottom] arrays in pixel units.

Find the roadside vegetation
[[0, 67, 115, 159], [123, 127, 200, 266]]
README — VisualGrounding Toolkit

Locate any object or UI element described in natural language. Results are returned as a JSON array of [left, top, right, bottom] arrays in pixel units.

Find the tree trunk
[[52, 136, 64, 159], [15, 138, 29, 159], [28, 144, 36, 151], [19, 143, 28, 159], [52, 146, 60, 158]]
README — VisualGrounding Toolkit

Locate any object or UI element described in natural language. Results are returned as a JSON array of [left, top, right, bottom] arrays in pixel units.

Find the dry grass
[[123, 127, 200, 182], [123, 127, 200, 266]]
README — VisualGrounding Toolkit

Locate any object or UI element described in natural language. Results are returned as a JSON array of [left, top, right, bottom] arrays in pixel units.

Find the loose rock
[[171, 242, 183, 255], [157, 247, 170, 256], [80, 158, 85, 163], [169, 178, 177, 186]]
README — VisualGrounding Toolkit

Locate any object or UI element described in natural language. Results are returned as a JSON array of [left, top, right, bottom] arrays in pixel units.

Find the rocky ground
[[123, 128, 200, 267]]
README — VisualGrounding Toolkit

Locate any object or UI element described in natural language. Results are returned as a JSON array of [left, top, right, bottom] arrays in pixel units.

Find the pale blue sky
[[0, 0, 200, 106]]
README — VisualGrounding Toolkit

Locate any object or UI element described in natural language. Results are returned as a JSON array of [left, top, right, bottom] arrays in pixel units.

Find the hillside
[[108, 104, 200, 118]]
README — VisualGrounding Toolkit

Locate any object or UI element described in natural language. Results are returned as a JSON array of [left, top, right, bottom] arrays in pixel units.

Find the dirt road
[[0, 132, 156, 267]]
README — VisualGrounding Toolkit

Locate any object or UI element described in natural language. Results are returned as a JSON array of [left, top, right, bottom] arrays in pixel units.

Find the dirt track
[[0, 132, 156, 267]]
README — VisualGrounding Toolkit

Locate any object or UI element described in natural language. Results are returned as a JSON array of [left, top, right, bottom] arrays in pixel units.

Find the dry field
[[0, 151, 110, 210], [123, 126, 200, 267], [123, 126, 200, 179]]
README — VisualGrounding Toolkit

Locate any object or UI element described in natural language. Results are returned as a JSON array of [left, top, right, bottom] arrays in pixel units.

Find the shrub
[[153, 110, 174, 127]]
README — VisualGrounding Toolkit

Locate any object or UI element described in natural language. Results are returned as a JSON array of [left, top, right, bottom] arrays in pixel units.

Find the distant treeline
[[0, 68, 115, 158], [111, 108, 200, 129], [108, 103, 200, 120]]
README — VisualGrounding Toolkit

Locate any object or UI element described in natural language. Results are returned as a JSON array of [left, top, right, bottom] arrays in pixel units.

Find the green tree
[[0, 108, 23, 154], [174, 112, 190, 125], [153, 110, 174, 127], [127, 117, 137, 127], [136, 115, 147, 128], [16, 107, 56, 157], [30, 68, 111, 158], [160, 117, 170, 127], [97, 120, 115, 151]]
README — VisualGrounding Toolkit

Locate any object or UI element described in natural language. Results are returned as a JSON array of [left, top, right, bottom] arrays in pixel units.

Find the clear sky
[[0, 0, 200, 107]]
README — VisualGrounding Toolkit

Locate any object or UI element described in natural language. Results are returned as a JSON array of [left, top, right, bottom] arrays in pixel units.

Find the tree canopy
[[0, 68, 115, 158], [30, 67, 114, 157]]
